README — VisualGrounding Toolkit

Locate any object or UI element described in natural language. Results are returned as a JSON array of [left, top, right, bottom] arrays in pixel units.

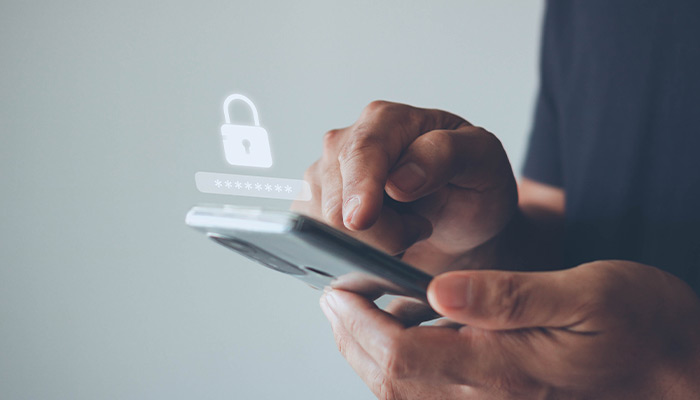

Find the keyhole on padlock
[[242, 139, 251, 154]]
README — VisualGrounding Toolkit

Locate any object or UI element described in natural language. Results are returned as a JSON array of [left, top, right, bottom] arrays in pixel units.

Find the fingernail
[[343, 196, 361, 226], [389, 162, 426, 193], [434, 276, 472, 309]]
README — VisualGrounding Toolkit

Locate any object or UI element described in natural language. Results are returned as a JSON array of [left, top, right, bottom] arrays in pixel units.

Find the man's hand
[[293, 101, 518, 273], [320, 261, 700, 399]]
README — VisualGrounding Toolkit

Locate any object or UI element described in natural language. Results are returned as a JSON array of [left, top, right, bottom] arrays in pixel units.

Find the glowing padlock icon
[[221, 94, 273, 168]]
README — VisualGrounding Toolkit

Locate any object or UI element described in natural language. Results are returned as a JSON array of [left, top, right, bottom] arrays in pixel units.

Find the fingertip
[[324, 289, 367, 314], [342, 195, 381, 231], [341, 195, 362, 230], [427, 272, 473, 312]]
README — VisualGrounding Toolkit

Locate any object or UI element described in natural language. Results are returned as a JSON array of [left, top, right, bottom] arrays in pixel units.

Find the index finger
[[337, 102, 467, 230], [338, 136, 393, 230]]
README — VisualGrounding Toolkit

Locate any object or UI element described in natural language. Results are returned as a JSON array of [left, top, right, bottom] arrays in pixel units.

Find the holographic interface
[[195, 172, 311, 201], [195, 93, 311, 201]]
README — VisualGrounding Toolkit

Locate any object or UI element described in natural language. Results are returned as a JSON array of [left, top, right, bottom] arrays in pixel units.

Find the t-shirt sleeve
[[522, 1, 563, 188]]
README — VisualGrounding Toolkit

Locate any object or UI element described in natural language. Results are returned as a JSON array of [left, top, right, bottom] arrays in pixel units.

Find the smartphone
[[185, 205, 432, 300]]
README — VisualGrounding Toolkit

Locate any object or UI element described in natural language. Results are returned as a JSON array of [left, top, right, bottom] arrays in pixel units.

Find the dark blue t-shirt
[[523, 0, 700, 292]]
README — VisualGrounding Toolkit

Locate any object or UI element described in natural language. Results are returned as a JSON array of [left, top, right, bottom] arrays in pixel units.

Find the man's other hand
[[320, 261, 700, 399]]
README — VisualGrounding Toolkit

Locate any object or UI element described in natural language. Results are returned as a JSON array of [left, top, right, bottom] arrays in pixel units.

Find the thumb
[[427, 269, 588, 330], [384, 126, 509, 203]]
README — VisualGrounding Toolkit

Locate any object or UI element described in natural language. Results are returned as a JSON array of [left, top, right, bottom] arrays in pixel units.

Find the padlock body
[[221, 124, 273, 168]]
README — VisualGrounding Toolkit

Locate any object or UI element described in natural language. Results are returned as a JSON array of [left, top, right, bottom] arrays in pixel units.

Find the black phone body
[[186, 205, 432, 300]]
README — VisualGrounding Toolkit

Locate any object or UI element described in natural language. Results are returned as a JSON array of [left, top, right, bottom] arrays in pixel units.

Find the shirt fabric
[[523, 0, 700, 293]]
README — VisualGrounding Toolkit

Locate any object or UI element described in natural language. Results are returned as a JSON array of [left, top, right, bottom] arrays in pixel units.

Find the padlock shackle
[[223, 94, 260, 126]]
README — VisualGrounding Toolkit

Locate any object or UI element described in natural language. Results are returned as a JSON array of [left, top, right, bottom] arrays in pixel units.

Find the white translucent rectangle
[[195, 172, 312, 201]]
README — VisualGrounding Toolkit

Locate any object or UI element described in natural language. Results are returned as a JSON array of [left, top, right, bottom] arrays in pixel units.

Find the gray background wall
[[0, 1, 543, 399]]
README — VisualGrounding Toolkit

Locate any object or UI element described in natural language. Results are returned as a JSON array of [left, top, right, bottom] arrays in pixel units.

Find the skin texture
[[295, 100, 518, 274], [320, 262, 700, 399], [298, 101, 700, 399]]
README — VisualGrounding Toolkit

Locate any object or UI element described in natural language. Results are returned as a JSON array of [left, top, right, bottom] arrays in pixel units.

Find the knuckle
[[378, 336, 413, 381], [429, 130, 458, 159], [336, 143, 357, 166], [405, 106, 423, 129], [492, 274, 527, 326], [338, 135, 387, 165], [363, 100, 415, 126], [354, 132, 387, 150], [419, 131, 464, 177], [480, 127, 504, 149], [322, 129, 342, 152], [570, 268, 636, 333], [374, 374, 400, 400], [467, 126, 505, 154], [333, 333, 351, 358], [478, 128, 509, 163], [375, 377, 400, 400], [364, 99, 391, 114], [343, 312, 361, 337]]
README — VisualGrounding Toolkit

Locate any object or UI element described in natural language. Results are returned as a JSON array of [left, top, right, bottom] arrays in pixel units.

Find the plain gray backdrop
[[1, 1, 543, 399]]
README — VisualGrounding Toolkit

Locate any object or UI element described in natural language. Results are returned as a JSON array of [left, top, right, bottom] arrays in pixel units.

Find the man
[[301, 1, 700, 398]]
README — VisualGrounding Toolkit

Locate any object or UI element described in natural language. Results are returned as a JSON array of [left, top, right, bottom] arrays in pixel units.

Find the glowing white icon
[[221, 94, 273, 168]]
